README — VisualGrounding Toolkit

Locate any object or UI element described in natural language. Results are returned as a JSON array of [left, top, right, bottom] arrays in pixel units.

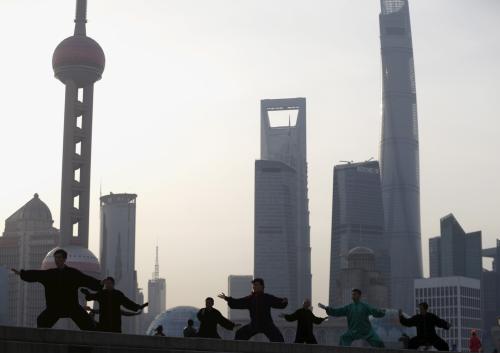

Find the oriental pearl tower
[[42, 0, 104, 281]]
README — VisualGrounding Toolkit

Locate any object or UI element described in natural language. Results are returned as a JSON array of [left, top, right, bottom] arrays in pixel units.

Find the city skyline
[[0, 0, 499, 310]]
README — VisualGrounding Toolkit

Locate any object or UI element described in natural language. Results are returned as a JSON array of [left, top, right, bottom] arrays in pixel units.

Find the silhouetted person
[[218, 278, 288, 342], [399, 302, 450, 351], [11, 248, 101, 330], [197, 297, 238, 338], [183, 319, 197, 337], [280, 299, 326, 344], [319, 289, 386, 347], [154, 325, 166, 336], [81, 276, 148, 333], [469, 330, 482, 353]]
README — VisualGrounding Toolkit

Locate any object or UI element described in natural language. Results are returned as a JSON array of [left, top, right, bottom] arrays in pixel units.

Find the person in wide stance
[[81, 276, 148, 333], [281, 299, 327, 344], [218, 278, 288, 342], [319, 289, 386, 347], [399, 302, 451, 351], [197, 297, 238, 338], [11, 248, 101, 330]]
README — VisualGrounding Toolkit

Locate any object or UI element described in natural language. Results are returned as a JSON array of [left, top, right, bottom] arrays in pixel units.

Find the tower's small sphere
[[52, 35, 105, 87]]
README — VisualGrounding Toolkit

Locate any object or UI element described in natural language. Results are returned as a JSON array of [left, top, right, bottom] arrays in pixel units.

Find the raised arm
[[269, 295, 288, 309], [225, 296, 251, 310], [325, 305, 348, 317], [284, 310, 299, 322], [366, 304, 386, 318], [312, 313, 327, 324], [19, 269, 48, 283], [216, 310, 236, 330], [119, 293, 142, 312], [399, 313, 418, 327], [433, 314, 451, 330], [75, 269, 101, 291]]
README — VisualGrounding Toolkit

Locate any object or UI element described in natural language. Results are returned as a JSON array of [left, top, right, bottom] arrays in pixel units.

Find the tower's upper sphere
[[52, 35, 105, 87]]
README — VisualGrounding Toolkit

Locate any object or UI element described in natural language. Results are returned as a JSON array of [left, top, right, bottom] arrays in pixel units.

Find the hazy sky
[[0, 0, 499, 311]]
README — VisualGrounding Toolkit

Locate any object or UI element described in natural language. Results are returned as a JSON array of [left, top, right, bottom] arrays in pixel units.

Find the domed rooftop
[[52, 35, 105, 86], [348, 246, 375, 256], [146, 306, 200, 336], [6, 193, 53, 223], [42, 245, 101, 276]]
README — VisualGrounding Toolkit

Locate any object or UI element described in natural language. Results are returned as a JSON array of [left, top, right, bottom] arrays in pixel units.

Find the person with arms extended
[[399, 302, 451, 351], [218, 278, 288, 342], [197, 297, 238, 338], [280, 298, 327, 344], [11, 248, 101, 330], [81, 276, 148, 333], [318, 288, 385, 347]]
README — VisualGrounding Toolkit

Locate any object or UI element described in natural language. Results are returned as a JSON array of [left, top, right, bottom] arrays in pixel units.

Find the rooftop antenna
[[153, 244, 160, 280], [74, 0, 87, 36]]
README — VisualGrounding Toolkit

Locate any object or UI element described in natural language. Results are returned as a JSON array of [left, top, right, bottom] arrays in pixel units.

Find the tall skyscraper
[[42, 0, 103, 275], [227, 275, 253, 321], [147, 246, 166, 326], [0, 195, 58, 327], [328, 161, 389, 306], [254, 98, 311, 312], [429, 214, 482, 280], [100, 192, 139, 333], [379, 0, 422, 312]]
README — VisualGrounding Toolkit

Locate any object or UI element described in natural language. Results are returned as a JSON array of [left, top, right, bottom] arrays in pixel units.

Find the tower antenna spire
[[154, 245, 160, 280], [74, 0, 87, 36]]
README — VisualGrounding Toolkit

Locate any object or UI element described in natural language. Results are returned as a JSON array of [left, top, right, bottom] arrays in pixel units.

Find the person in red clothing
[[469, 330, 482, 353]]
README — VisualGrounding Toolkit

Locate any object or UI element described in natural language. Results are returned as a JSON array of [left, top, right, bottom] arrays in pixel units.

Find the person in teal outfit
[[318, 289, 386, 347]]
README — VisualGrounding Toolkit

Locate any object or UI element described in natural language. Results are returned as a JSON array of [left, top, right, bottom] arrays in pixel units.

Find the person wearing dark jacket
[[82, 277, 148, 333], [197, 297, 238, 338], [281, 299, 326, 344], [218, 278, 288, 342], [399, 302, 451, 351], [11, 248, 102, 330]]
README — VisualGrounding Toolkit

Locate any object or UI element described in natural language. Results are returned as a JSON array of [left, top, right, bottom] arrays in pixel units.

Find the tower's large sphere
[[52, 35, 105, 87], [42, 245, 101, 279]]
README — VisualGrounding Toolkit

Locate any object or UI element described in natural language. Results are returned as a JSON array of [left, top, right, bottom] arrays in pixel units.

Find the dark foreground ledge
[[0, 325, 404, 353]]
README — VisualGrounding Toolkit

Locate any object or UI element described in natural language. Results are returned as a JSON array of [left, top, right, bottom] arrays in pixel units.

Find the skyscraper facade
[[100, 192, 139, 333], [254, 98, 311, 312], [227, 275, 253, 321], [379, 0, 422, 312], [480, 241, 500, 352], [429, 214, 482, 280], [0, 194, 58, 327], [329, 161, 389, 307]]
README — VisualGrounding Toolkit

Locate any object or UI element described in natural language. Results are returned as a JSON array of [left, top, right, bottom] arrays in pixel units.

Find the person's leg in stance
[[263, 324, 284, 343], [432, 337, 450, 351], [366, 330, 385, 348], [71, 306, 97, 331], [305, 335, 318, 344], [339, 331, 356, 347], [408, 336, 424, 350], [37, 309, 60, 328], [234, 324, 258, 341]]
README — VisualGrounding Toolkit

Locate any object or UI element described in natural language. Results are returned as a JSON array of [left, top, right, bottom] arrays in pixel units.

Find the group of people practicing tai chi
[[12, 248, 454, 350]]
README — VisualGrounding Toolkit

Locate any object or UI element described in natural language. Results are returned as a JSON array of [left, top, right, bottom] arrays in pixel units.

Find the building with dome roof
[[0, 193, 59, 327], [335, 246, 389, 309]]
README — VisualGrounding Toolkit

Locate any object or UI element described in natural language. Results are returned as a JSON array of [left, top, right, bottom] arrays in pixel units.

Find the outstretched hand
[[141, 302, 149, 309], [218, 292, 228, 301], [318, 303, 327, 310], [11, 268, 20, 276]]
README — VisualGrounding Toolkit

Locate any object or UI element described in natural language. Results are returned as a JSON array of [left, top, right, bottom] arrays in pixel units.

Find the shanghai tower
[[379, 0, 422, 313]]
